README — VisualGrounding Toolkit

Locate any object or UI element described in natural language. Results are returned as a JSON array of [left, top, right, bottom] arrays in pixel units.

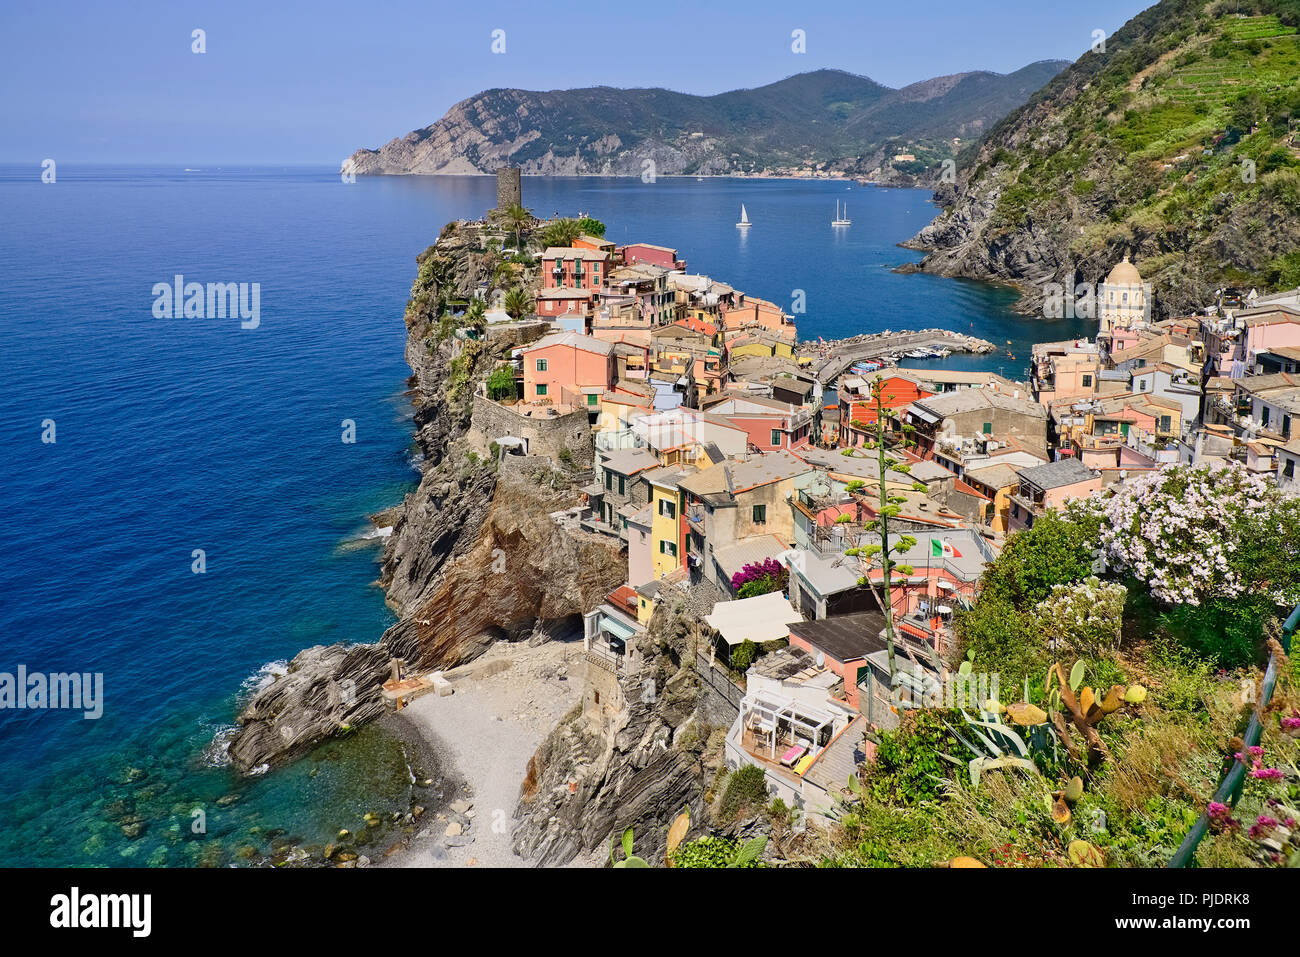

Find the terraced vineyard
[[1223, 11, 1297, 37], [1163, 15, 1300, 113]]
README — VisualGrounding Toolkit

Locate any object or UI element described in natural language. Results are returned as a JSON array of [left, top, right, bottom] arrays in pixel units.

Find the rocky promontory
[[343, 65, 1067, 181], [227, 218, 624, 775]]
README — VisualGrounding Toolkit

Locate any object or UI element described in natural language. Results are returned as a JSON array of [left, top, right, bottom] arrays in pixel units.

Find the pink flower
[[1249, 767, 1283, 780]]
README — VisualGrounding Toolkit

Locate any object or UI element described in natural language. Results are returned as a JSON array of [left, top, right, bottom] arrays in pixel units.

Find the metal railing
[[1167, 601, 1299, 868]]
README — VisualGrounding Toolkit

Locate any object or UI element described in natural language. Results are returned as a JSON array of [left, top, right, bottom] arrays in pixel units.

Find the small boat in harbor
[[736, 204, 751, 228], [832, 200, 851, 226]]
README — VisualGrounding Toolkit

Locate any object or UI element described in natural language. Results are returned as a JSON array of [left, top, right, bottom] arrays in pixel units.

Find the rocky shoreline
[[221, 217, 636, 866]]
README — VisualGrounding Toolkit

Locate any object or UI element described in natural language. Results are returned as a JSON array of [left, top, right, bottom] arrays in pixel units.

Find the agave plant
[[942, 708, 1039, 789]]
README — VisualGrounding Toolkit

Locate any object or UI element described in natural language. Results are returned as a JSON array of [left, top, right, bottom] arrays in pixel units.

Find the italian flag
[[931, 538, 959, 559]]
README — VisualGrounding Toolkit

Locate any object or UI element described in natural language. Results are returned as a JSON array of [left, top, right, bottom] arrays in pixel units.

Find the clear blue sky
[[0, 0, 1154, 165]]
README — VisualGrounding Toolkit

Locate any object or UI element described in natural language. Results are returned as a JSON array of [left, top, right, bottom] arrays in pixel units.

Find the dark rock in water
[[226, 640, 400, 774]]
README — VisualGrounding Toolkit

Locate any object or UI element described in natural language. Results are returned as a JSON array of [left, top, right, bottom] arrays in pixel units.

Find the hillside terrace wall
[[468, 394, 594, 466]]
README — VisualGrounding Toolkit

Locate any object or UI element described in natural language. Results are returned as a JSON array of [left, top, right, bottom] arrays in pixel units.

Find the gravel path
[[382, 638, 587, 868]]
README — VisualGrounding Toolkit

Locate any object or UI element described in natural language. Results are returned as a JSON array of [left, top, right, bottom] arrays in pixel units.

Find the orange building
[[839, 373, 933, 447]]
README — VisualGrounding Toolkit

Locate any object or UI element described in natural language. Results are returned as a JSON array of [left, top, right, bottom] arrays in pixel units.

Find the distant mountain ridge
[[345, 63, 1069, 181]]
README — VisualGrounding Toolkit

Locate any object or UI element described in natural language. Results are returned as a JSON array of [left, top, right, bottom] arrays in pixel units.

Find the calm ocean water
[[0, 166, 1090, 865]]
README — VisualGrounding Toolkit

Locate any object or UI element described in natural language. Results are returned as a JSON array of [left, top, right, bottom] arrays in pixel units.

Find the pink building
[[521, 331, 615, 406], [700, 393, 813, 451], [536, 287, 593, 319], [620, 242, 682, 271], [1242, 310, 1300, 367], [1008, 459, 1103, 531], [541, 247, 608, 291], [726, 296, 797, 340], [625, 503, 653, 587]]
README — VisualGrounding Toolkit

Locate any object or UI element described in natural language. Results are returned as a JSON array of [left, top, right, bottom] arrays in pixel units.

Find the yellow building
[[596, 388, 654, 437], [634, 580, 659, 625], [728, 333, 795, 361], [646, 469, 687, 580]]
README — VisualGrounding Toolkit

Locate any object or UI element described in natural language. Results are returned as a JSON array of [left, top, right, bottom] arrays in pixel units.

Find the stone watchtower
[[496, 166, 522, 211]]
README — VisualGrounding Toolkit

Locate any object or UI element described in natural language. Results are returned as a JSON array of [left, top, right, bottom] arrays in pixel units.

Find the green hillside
[[915, 1, 1300, 315]]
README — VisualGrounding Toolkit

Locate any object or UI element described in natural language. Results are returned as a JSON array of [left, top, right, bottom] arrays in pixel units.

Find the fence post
[[1167, 601, 1300, 867]]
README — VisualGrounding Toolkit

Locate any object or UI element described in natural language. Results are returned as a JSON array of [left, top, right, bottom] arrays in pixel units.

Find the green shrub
[[718, 764, 769, 822], [865, 709, 957, 806], [486, 365, 517, 401], [730, 639, 759, 670], [670, 836, 764, 868], [1157, 595, 1268, 667]]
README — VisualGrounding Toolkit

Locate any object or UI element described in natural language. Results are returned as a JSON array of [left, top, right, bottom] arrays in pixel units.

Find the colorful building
[[838, 373, 933, 447], [620, 242, 682, 271], [541, 247, 608, 292], [521, 331, 615, 407], [700, 392, 814, 451], [645, 467, 690, 580]]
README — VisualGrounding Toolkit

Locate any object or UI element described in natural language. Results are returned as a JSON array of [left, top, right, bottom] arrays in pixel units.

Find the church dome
[[1106, 254, 1142, 286]]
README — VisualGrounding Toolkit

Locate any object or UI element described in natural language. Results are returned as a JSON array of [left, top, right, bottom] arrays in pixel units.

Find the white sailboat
[[736, 204, 751, 228], [832, 199, 851, 226]]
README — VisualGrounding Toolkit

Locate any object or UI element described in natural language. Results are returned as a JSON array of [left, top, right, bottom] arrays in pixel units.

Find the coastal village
[[405, 170, 1300, 842]]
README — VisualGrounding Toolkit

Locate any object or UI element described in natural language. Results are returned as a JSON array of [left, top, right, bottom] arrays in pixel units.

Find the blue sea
[[0, 166, 1091, 866]]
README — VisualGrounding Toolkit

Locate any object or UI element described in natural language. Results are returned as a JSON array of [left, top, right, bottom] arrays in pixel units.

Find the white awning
[[705, 591, 803, 647]]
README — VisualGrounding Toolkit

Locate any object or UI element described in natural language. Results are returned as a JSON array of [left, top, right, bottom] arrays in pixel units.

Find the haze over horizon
[[2, 0, 1152, 165]]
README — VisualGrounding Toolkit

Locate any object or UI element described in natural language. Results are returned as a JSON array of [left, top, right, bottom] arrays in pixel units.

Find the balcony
[[585, 643, 623, 675], [1076, 433, 1123, 452]]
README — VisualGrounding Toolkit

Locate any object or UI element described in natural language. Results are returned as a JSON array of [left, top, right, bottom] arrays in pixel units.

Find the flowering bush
[[732, 558, 787, 599], [1031, 576, 1127, 659], [1096, 463, 1277, 607]]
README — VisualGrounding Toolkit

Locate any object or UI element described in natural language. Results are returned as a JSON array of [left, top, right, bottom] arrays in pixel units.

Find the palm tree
[[502, 203, 531, 251], [502, 286, 534, 320], [538, 217, 582, 249], [465, 297, 487, 332]]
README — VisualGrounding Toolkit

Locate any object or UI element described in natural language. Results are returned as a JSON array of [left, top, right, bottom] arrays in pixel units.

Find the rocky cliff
[[512, 590, 709, 866], [226, 220, 625, 775], [345, 65, 1067, 182], [905, 0, 1300, 317]]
